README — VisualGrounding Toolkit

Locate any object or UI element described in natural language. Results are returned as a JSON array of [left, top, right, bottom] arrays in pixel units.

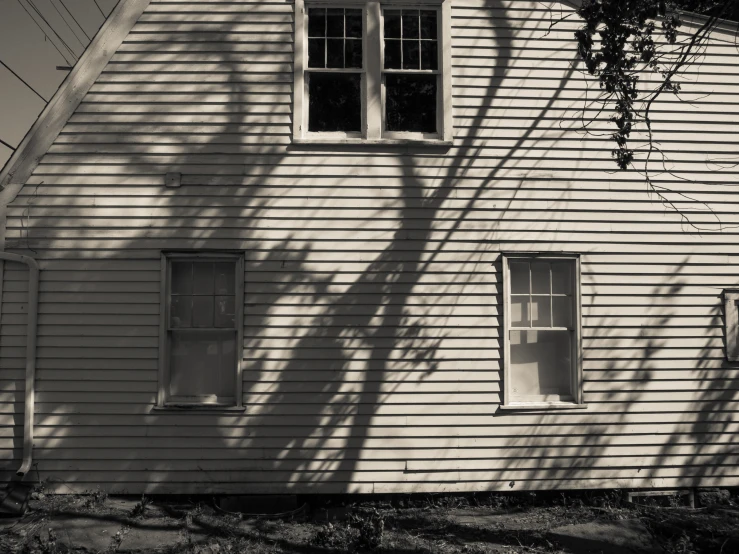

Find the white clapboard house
[[0, 0, 737, 494]]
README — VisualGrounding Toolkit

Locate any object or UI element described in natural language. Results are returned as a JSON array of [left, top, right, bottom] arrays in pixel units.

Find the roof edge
[[0, 0, 152, 193]]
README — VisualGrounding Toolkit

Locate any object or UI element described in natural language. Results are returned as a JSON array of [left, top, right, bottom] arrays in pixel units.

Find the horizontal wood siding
[[2, 0, 738, 493]]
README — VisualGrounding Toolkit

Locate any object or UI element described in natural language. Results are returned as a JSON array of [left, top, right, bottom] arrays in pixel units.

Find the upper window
[[502, 254, 584, 408], [158, 253, 244, 408], [294, 0, 452, 143]]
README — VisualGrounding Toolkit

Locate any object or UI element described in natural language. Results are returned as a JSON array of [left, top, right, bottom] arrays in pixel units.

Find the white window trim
[[156, 252, 245, 410], [293, 0, 452, 144], [724, 289, 739, 362], [500, 253, 586, 411]]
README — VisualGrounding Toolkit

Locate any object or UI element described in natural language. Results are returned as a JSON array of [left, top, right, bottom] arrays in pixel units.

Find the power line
[[16, 0, 74, 65], [50, 0, 87, 48], [0, 138, 17, 152], [59, 0, 91, 41], [93, 0, 106, 18], [26, 0, 78, 61], [0, 59, 49, 103]]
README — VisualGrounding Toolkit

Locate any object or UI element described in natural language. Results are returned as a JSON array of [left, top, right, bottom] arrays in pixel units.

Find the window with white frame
[[158, 253, 244, 407], [502, 254, 583, 407], [293, 0, 452, 143]]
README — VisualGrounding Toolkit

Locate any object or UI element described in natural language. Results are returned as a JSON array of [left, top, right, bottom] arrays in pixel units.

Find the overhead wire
[[0, 138, 18, 152], [16, 0, 75, 65], [59, 0, 91, 41], [0, 59, 50, 104], [25, 0, 78, 61], [49, 0, 87, 48], [93, 0, 106, 18]]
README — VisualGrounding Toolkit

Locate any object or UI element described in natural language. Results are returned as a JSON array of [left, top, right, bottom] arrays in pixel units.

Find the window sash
[[158, 253, 244, 408], [502, 254, 583, 407]]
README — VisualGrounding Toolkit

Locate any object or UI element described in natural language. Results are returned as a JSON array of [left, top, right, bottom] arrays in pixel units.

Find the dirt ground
[[1, 488, 738, 553]]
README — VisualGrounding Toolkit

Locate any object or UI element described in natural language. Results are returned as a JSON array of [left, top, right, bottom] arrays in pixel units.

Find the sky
[[0, 0, 117, 170]]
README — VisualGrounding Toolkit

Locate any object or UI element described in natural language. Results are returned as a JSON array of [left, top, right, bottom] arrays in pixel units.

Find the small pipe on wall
[[0, 252, 39, 478]]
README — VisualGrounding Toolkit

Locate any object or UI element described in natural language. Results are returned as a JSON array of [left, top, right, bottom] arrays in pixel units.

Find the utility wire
[[16, 0, 74, 65], [59, 0, 91, 41], [0, 138, 17, 152], [50, 0, 87, 48], [26, 0, 78, 61], [0, 59, 49, 103], [93, 0, 106, 18]]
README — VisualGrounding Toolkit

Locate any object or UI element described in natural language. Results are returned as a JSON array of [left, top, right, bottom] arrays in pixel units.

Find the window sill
[[292, 137, 453, 148], [499, 403, 588, 412], [153, 404, 246, 413]]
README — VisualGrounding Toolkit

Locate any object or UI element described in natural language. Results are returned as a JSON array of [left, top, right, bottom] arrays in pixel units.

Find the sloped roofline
[[0, 0, 152, 193], [0, 0, 735, 197]]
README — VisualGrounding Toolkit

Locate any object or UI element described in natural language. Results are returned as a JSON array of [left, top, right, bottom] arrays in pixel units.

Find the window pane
[[308, 8, 325, 37], [552, 262, 572, 294], [531, 295, 551, 327], [421, 40, 438, 70], [170, 296, 192, 328], [215, 296, 236, 328], [345, 38, 362, 69], [402, 10, 419, 39], [384, 10, 401, 38], [193, 262, 214, 294], [326, 38, 344, 68], [552, 296, 572, 328], [402, 40, 420, 70], [169, 331, 235, 398], [509, 330, 572, 400], [308, 73, 361, 132], [509, 262, 529, 294], [531, 262, 550, 294], [326, 8, 344, 37], [510, 296, 530, 327], [385, 74, 436, 133], [308, 38, 325, 68], [420, 11, 437, 39], [214, 263, 235, 295], [346, 9, 362, 38], [384, 39, 401, 69], [171, 262, 192, 295], [192, 296, 214, 328]]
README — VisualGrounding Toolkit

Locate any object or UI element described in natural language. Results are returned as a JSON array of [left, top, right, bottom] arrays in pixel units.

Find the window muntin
[[503, 255, 582, 406], [382, 8, 439, 134], [306, 7, 364, 134], [160, 254, 244, 407]]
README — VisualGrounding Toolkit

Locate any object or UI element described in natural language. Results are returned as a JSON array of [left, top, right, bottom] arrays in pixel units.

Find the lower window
[[158, 253, 244, 407], [502, 254, 583, 407]]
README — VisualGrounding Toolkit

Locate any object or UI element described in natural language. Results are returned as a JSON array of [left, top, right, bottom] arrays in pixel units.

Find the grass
[[0, 488, 737, 553]]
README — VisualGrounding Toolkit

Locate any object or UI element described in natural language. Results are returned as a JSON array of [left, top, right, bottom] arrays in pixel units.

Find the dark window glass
[[345, 39, 362, 69], [420, 11, 437, 39], [326, 38, 344, 68], [421, 41, 438, 70], [384, 39, 401, 69], [385, 74, 436, 133], [326, 8, 344, 37], [346, 9, 362, 38], [403, 40, 420, 70], [308, 8, 325, 37], [384, 10, 401, 38], [309, 73, 361, 132], [308, 38, 325, 68], [402, 10, 419, 39]]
